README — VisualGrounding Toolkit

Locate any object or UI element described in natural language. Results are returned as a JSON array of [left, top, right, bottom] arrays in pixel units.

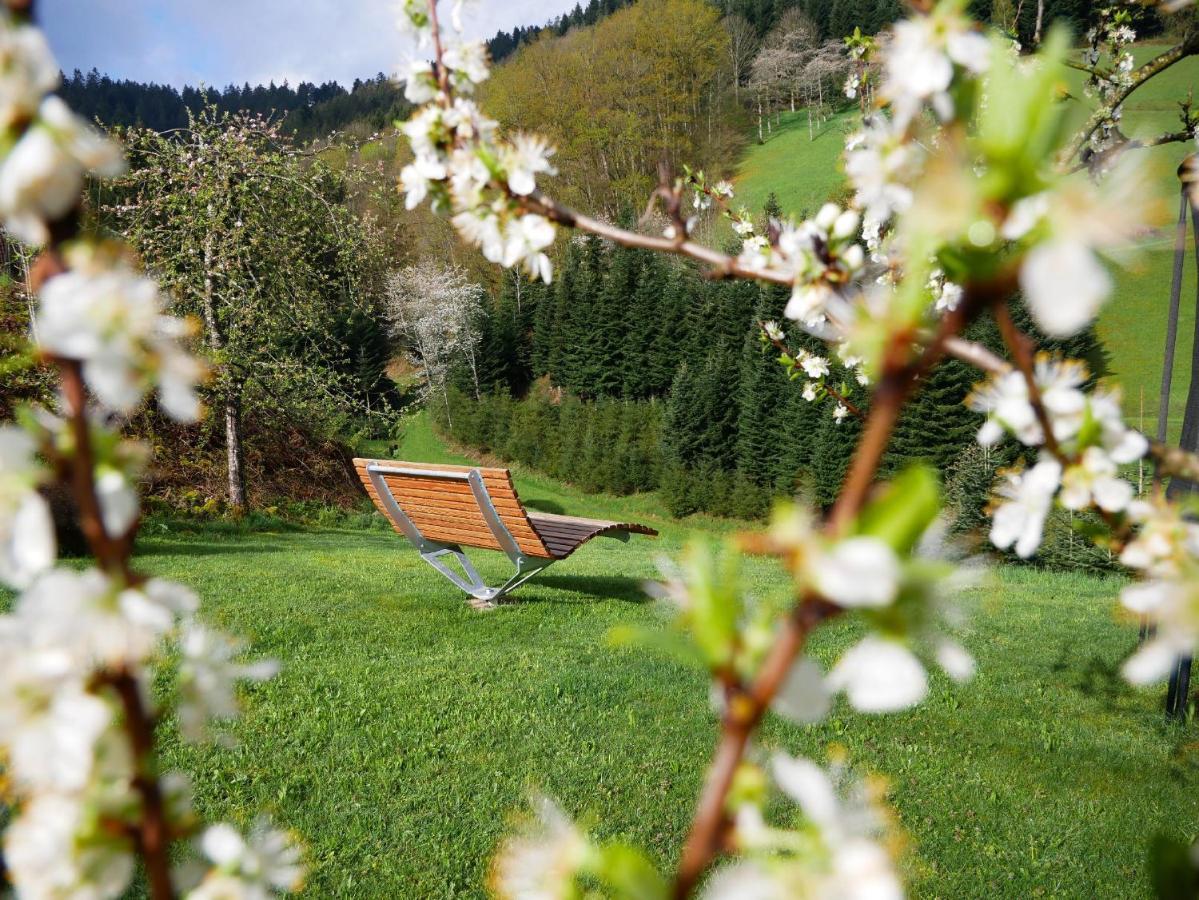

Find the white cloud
[[42, 0, 580, 88]]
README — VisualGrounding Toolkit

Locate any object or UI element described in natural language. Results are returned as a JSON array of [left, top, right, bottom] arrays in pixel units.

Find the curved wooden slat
[[526, 512, 658, 560]]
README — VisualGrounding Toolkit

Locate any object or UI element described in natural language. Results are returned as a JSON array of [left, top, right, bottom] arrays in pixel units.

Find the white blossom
[[935, 640, 976, 682], [1020, 239, 1112, 338], [189, 821, 305, 899], [773, 657, 831, 724], [882, 9, 989, 126], [491, 797, 590, 900], [443, 41, 490, 87], [95, 466, 139, 538], [784, 282, 834, 325], [799, 351, 830, 380], [0, 95, 124, 245], [178, 624, 278, 742], [0, 424, 55, 589], [503, 133, 556, 197], [3, 793, 134, 900], [0, 20, 60, 129], [1120, 578, 1199, 685], [810, 537, 900, 609], [989, 458, 1062, 558], [967, 358, 1087, 449], [845, 118, 916, 235], [0, 632, 111, 793], [17, 569, 193, 670], [827, 636, 929, 712], [1059, 447, 1133, 513], [771, 754, 902, 897], [403, 59, 439, 104], [501, 213, 555, 283], [38, 259, 205, 420]]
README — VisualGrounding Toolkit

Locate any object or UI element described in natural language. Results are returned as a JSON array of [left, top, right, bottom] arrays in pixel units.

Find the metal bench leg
[[420, 546, 554, 609]]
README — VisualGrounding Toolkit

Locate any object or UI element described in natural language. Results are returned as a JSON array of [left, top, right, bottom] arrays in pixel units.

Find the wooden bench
[[354, 458, 658, 607]]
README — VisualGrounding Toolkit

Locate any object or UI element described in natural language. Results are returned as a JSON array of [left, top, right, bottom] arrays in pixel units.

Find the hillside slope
[[732, 45, 1199, 436]]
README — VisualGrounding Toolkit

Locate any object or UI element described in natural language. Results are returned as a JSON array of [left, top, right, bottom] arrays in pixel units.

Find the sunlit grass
[[122, 414, 1199, 897]]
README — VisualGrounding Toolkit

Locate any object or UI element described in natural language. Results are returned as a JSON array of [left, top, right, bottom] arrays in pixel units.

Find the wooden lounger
[[353, 458, 658, 607]]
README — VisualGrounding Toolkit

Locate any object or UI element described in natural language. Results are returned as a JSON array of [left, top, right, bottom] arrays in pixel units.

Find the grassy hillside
[[107, 413, 1199, 896], [732, 45, 1199, 436]]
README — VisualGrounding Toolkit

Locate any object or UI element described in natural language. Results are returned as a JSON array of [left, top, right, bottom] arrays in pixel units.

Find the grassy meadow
[[110, 414, 1199, 897], [733, 44, 1199, 438]]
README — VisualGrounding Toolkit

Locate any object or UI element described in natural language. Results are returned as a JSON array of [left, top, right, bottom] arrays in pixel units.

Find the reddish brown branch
[[672, 597, 835, 897], [104, 670, 176, 900], [994, 303, 1062, 458], [675, 271, 1017, 894]]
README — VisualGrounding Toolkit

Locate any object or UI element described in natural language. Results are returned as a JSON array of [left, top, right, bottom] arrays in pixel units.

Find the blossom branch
[[102, 668, 176, 900], [673, 269, 1018, 893], [523, 189, 795, 285], [1060, 31, 1199, 167]]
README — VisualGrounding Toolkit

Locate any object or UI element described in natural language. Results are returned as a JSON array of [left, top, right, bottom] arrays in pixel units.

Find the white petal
[[770, 753, 838, 827], [1121, 639, 1180, 686], [1093, 476, 1133, 513], [828, 637, 929, 713], [201, 824, 247, 866], [1019, 240, 1111, 337], [935, 640, 975, 682], [1119, 580, 1170, 615], [812, 537, 900, 608], [773, 657, 831, 724], [95, 469, 139, 537], [1, 492, 56, 588]]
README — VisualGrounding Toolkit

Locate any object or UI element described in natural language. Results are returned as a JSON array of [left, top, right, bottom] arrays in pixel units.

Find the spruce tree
[[623, 254, 667, 399]]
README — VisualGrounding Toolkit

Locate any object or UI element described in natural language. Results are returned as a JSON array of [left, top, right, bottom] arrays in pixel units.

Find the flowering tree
[[0, 3, 303, 896], [396, 0, 1199, 894], [108, 106, 396, 512], [384, 260, 485, 416]]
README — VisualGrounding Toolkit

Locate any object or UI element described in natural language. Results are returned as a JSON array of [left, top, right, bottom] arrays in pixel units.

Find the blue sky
[[42, 1, 580, 88]]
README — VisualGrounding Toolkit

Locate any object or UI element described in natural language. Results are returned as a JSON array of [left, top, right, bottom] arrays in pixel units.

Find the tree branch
[[1059, 32, 1199, 167]]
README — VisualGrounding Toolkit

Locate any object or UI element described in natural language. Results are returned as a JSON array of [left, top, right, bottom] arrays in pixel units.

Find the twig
[[994, 303, 1061, 457], [673, 270, 1017, 894], [103, 669, 176, 900]]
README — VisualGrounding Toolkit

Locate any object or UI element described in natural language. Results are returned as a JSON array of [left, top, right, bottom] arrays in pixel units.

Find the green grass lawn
[[731, 45, 1199, 438], [117, 415, 1199, 897]]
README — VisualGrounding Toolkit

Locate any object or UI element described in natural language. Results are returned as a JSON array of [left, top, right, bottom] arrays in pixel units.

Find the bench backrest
[[353, 458, 553, 559]]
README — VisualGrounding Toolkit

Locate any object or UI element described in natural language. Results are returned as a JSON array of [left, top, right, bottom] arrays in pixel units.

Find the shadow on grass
[[523, 498, 566, 514], [517, 573, 652, 605], [134, 540, 297, 558]]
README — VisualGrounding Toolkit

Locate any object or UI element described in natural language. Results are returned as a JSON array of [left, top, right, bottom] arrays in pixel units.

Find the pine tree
[[623, 254, 667, 399], [736, 291, 789, 485]]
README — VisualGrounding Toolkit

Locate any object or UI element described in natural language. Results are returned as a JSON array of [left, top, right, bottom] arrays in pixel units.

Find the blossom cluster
[[1082, 5, 1138, 162], [490, 754, 905, 900], [398, 6, 558, 282], [0, 9, 301, 897], [966, 355, 1146, 558], [711, 753, 901, 899]]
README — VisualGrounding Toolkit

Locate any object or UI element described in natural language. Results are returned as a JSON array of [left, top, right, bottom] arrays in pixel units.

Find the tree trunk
[[201, 228, 247, 513], [224, 393, 247, 512], [1033, 0, 1044, 47]]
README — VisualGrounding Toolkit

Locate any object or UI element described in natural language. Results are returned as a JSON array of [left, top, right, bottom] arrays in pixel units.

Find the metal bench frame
[[367, 463, 565, 606]]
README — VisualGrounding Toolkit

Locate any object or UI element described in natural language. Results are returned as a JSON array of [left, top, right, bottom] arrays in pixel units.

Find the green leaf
[[587, 843, 669, 900], [683, 539, 742, 670], [856, 464, 941, 555], [1148, 832, 1199, 900], [606, 625, 704, 668]]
